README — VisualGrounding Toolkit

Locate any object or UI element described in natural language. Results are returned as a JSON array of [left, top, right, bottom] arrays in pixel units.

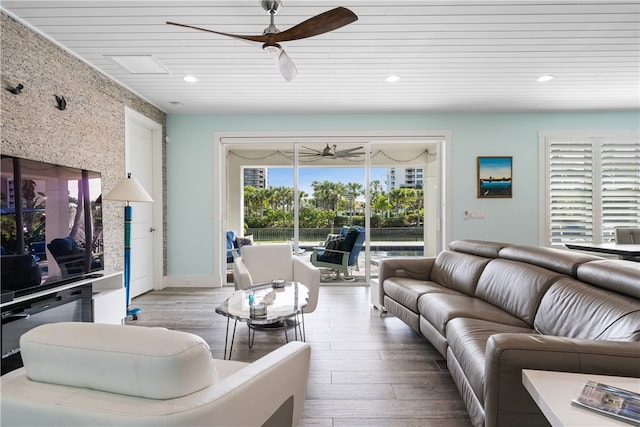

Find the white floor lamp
[[104, 173, 153, 320]]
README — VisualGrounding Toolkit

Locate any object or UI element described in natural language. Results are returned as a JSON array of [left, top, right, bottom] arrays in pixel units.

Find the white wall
[[166, 111, 639, 282]]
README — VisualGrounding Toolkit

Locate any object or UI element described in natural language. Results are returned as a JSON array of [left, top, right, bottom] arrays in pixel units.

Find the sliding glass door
[[220, 135, 443, 286]]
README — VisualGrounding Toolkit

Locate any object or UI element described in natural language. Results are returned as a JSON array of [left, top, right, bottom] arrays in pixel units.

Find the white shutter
[[548, 140, 594, 245], [600, 140, 640, 242], [545, 134, 640, 247]]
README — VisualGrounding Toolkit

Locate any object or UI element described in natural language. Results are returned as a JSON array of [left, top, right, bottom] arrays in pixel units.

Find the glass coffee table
[[215, 281, 309, 359]]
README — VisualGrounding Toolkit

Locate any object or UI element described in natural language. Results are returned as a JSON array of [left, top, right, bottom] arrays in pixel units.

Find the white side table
[[522, 369, 640, 426]]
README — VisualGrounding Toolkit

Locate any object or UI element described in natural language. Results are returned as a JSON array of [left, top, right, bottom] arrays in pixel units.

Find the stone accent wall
[[1, 12, 167, 274]]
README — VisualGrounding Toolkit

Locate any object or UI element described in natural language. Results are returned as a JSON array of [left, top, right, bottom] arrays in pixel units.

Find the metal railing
[[246, 227, 424, 243]]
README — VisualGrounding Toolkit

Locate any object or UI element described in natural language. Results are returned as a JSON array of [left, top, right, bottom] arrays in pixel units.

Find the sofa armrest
[[484, 333, 640, 427], [206, 341, 311, 427], [292, 257, 321, 313], [378, 256, 435, 286], [310, 247, 350, 266]]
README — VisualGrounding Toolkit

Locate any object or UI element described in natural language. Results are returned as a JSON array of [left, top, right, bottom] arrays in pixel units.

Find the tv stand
[[1, 271, 125, 374], [1, 271, 125, 324], [90, 271, 126, 324]]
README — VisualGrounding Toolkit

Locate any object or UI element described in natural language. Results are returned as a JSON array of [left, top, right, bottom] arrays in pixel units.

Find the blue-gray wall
[[166, 111, 639, 277]]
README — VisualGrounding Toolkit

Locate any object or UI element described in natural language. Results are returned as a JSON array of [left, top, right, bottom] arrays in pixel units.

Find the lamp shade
[[104, 174, 153, 203]]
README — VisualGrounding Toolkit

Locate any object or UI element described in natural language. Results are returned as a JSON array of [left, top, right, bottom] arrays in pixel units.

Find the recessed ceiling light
[[184, 75, 198, 83], [107, 55, 169, 74], [537, 75, 555, 82], [386, 75, 400, 83]]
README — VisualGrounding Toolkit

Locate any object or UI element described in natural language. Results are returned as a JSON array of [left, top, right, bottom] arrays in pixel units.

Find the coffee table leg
[[248, 324, 256, 348], [224, 318, 238, 360], [222, 317, 229, 359]]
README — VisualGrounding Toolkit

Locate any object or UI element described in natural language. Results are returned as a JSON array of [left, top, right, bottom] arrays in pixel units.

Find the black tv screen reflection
[[1, 155, 104, 299]]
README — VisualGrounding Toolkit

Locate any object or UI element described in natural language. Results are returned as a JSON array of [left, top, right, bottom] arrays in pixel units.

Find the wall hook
[[55, 95, 67, 110], [6, 84, 24, 94]]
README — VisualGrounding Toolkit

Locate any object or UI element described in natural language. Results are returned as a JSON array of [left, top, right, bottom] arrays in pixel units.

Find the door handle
[[149, 227, 156, 232]]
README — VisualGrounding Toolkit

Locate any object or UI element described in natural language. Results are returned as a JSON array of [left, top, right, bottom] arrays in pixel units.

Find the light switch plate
[[464, 210, 485, 219]]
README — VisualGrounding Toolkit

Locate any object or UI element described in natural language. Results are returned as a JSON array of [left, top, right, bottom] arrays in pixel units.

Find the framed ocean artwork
[[477, 156, 512, 198]]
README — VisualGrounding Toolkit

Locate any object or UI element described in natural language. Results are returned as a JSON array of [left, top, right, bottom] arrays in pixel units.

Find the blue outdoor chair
[[310, 226, 365, 281], [226, 231, 238, 264]]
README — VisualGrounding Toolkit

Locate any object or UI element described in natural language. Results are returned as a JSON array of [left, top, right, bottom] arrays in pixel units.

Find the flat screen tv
[[1, 155, 104, 300]]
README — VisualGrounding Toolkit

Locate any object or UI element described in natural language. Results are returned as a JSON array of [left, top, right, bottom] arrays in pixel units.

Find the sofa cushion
[[577, 260, 640, 299], [430, 250, 492, 296], [446, 317, 536, 405], [535, 277, 640, 341], [498, 245, 602, 276], [418, 293, 530, 336], [475, 259, 560, 326], [20, 322, 217, 399], [383, 278, 463, 313], [449, 240, 510, 258]]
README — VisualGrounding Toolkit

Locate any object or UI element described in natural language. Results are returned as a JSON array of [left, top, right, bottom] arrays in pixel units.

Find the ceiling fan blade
[[271, 7, 358, 43], [166, 21, 268, 43], [277, 49, 298, 81], [336, 146, 365, 154], [301, 146, 323, 154]]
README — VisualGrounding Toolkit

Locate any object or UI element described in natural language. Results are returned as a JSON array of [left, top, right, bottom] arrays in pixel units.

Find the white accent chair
[[0, 322, 311, 427], [233, 243, 321, 314]]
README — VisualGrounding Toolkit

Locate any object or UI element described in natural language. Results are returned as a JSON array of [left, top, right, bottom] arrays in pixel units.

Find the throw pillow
[[323, 234, 343, 258], [236, 235, 254, 250]]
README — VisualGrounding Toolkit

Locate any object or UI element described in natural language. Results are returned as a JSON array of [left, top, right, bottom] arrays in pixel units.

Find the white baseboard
[[162, 275, 226, 288]]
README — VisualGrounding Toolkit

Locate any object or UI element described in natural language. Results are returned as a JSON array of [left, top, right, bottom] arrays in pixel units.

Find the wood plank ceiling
[[2, 1, 639, 114]]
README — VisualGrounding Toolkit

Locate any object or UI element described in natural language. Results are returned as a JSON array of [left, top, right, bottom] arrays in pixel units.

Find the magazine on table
[[572, 380, 640, 426]]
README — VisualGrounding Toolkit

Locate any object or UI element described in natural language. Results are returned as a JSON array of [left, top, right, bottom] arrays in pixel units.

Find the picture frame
[[477, 156, 512, 198]]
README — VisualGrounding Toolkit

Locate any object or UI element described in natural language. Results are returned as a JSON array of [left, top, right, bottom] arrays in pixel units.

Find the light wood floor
[[127, 286, 472, 427]]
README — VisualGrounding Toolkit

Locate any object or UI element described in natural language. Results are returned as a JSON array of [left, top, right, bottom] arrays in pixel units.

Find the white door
[[126, 108, 161, 298]]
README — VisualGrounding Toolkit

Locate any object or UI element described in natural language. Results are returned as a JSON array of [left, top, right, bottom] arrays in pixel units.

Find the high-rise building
[[388, 167, 424, 189], [243, 168, 267, 188]]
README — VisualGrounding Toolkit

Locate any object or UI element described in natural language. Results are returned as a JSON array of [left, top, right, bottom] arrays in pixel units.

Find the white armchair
[[233, 243, 321, 313], [614, 227, 640, 261], [1, 322, 311, 427]]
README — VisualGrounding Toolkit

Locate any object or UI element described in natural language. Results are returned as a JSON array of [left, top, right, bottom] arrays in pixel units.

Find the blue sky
[[477, 157, 512, 180], [267, 167, 387, 195]]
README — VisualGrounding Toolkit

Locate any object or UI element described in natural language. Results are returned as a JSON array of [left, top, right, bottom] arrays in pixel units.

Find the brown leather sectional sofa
[[378, 239, 640, 427]]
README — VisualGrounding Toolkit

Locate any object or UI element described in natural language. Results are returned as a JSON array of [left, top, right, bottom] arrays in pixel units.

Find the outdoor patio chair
[[310, 226, 365, 282]]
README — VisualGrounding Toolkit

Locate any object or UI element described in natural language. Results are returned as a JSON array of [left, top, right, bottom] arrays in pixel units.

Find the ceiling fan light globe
[[263, 43, 282, 55]]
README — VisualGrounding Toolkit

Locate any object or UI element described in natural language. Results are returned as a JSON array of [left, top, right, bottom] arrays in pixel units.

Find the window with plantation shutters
[[541, 133, 640, 247]]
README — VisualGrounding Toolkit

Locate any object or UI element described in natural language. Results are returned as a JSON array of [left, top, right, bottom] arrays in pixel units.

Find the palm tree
[[388, 188, 415, 218], [311, 180, 344, 211], [243, 185, 259, 217], [274, 186, 294, 213], [263, 187, 278, 211], [411, 188, 424, 226], [344, 182, 363, 225], [372, 194, 392, 217], [370, 179, 384, 210]]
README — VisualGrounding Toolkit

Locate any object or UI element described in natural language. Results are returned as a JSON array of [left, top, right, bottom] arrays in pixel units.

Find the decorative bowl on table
[[271, 279, 286, 288], [250, 303, 267, 318]]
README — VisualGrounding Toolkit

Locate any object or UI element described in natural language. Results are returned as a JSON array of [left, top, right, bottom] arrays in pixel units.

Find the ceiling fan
[[298, 144, 365, 159], [167, 1, 358, 81]]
